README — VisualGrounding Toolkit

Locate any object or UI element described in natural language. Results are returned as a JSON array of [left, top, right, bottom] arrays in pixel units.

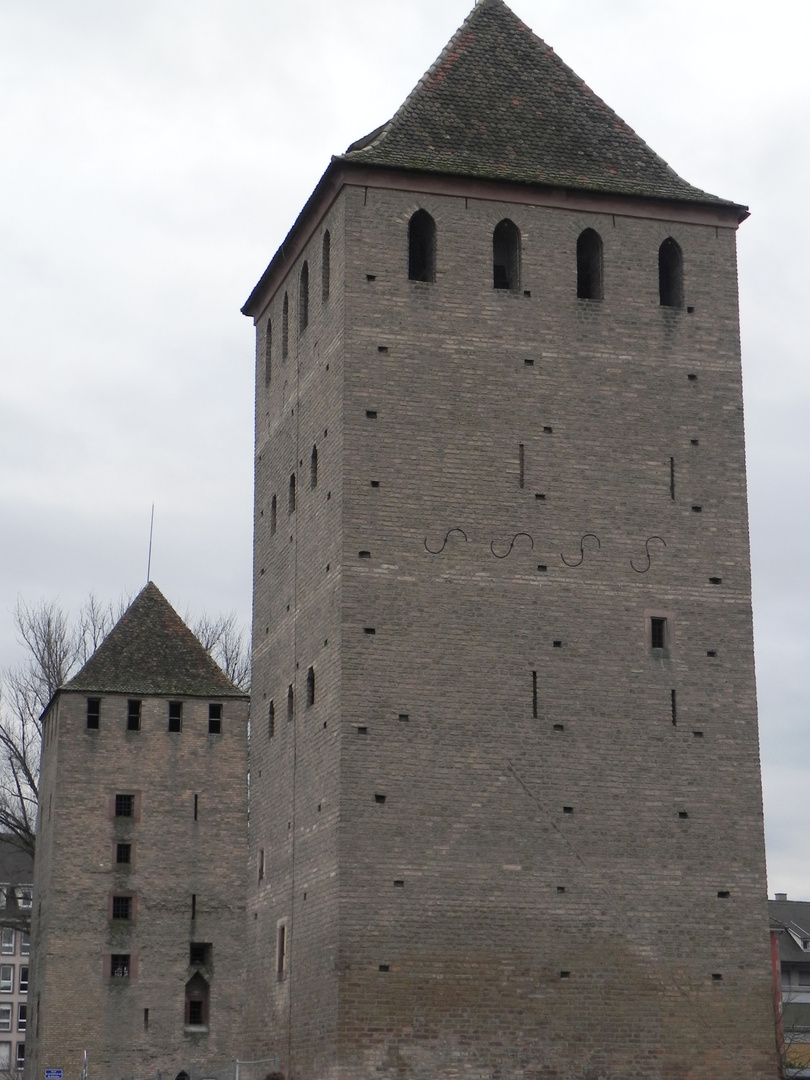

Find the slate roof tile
[[64, 582, 246, 698], [342, 0, 735, 207]]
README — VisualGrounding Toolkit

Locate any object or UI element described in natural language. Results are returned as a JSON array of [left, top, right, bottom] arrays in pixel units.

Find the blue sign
[[45, 1071, 63, 1079]]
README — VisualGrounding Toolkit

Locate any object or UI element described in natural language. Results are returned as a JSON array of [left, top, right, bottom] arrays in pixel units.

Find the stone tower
[[242, 2, 777, 1077], [25, 583, 248, 1080]]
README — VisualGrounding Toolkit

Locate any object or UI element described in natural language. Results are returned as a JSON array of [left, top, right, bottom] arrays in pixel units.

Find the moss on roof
[[341, 0, 736, 207], [64, 582, 247, 698]]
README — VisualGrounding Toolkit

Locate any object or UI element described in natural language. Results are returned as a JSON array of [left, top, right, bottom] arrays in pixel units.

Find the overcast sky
[[1, 0, 808, 897]]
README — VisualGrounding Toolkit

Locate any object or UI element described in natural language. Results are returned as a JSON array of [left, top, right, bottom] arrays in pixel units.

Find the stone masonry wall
[[247, 176, 777, 1080], [26, 690, 248, 1080], [246, 197, 346, 1079]]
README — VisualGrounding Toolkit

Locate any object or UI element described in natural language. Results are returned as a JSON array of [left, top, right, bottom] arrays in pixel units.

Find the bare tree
[[190, 610, 251, 693], [0, 594, 250, 860]]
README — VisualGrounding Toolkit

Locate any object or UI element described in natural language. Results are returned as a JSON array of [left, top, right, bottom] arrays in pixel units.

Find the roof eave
[[241, 158, 749, 321]]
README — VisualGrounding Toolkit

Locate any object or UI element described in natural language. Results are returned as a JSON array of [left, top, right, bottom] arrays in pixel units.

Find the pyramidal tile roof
[[64, 582, 247, 698], [342, 0, 734, 207]]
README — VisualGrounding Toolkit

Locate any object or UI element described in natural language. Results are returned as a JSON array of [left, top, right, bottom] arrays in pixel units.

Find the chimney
[[775, 893, 788, 902]]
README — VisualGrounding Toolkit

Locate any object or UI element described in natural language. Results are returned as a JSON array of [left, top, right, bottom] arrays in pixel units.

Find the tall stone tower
[[26, 584, 249, 1080], [242, 2, 777, 1077]]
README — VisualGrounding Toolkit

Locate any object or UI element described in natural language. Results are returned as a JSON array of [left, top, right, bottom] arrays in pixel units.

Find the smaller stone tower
[[25, 583, 249, 1080]]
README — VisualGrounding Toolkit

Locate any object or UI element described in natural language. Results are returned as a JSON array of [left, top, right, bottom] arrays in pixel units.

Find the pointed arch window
[[264, 319, 272, 386], [577, 229, 603, 300], [282, 293, 289, 359], [310, 445, 318, 489], [659, 237, 684, 308], [493, 219, 521, 291], [184, 973, 209, 1027], [322, 231, 331, 302], [299, 262, 309, 331], [289, 474, 296, 514], [408, 210, 436, 283]]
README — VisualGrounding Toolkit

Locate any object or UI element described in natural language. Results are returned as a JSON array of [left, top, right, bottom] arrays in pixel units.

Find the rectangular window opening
[[115, 793, 134, 818], [127, 700, 141, 732], [651, 617, 667, 650], [208, 703, 222, 735], [86, 698, 100, 730], [112, 895, 132, 921], [0, 930, 13, 957], [190, 943, 211, 966], [144, 1008, 149, 1031], [116, 843, 132, 866], [168, 701, 183, 733], [110, 954, 130, 979]]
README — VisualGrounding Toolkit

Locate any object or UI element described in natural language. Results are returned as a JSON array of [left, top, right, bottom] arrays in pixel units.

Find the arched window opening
[[577, 229, 603, 300], [268, 701, 275, 739], [289, 474, 296, 514], [310, 445, 318, 489], [184, 974, 209, 1027], [306, 666, 315, 707], [322, 231, 331, 302], [408, 210, 436, 283], [493, 219, 520, 291], [299, 262, 309, 331], [270, 494, 277, 536], [287, 685, 294, 722], [659, 237, 684, 308], [264, 320, 272, 386], [282, 293, 289, 359]]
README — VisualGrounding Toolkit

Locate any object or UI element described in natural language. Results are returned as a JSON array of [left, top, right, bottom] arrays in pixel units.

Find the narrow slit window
[[408, 210, 436, 283], [127, 699, 141, 732], [651, 617, 667, 650], [168, 701, 183, 733], [287, 685, 294, 722], [532, 671, 538, 719], [493, 219, 520, 291], [322, 230, 331, 302], [310, 445, 318, 489], [87, 698, 100, 730], [299, 261, 309, 331], [282, 293, 289, 359], [289, 474, 296, 514], [268, 701, 275, 739], [193, 794, 198, 821], [659, 238, 684, 308], [577, 228, 603, 300], [671, 689, 677, 726], [670, 457, 675, 500], [258, 849, 265, 883], [306, 666, 315, 707], [519, 444, 525, 488], [276, 923, 287, 978], [264, 319, 272, 386], [270, 494, 277, 535]]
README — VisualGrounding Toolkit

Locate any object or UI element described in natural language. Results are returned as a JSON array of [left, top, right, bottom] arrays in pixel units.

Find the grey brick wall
[[248, 176, 776, 1080], [26, 690, 248, 1080]]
